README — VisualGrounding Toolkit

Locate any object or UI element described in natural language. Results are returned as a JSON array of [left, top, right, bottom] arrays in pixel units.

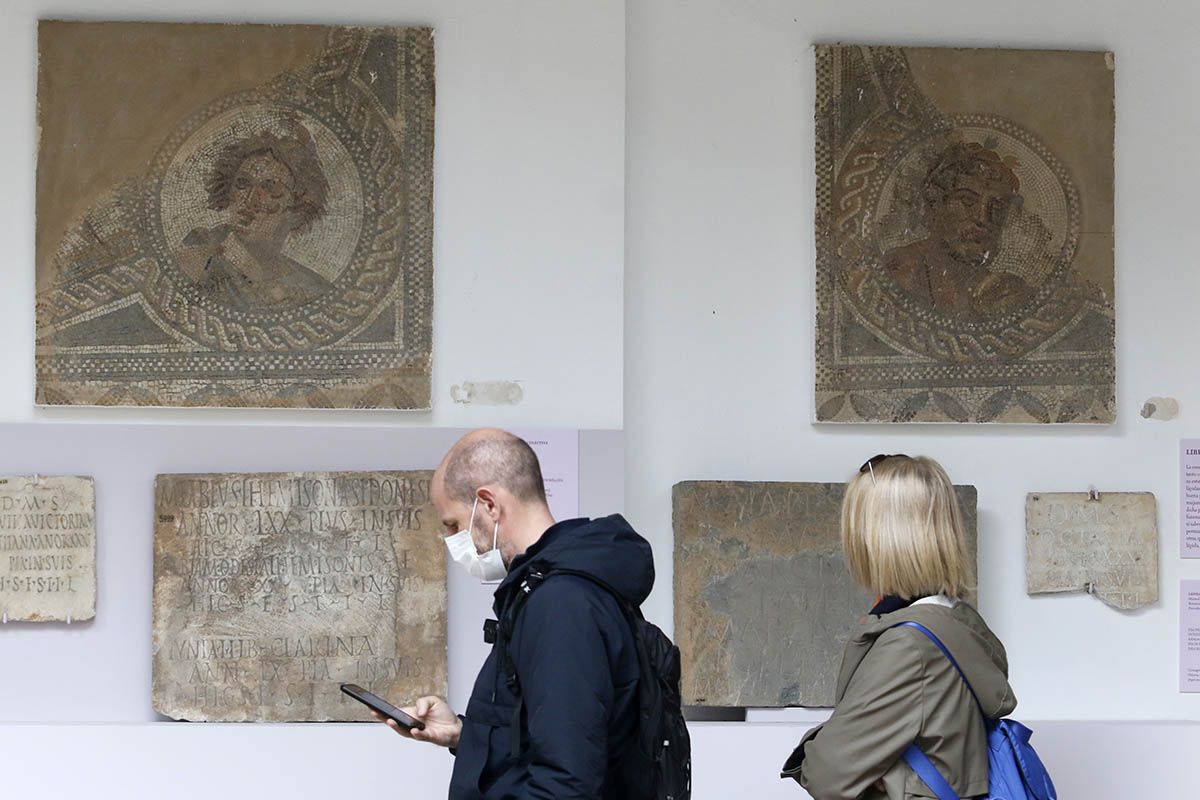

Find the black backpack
[[494, 566, 692, 800]]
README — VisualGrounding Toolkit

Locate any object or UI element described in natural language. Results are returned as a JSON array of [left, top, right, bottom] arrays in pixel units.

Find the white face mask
[[444, 497, 507, 583]]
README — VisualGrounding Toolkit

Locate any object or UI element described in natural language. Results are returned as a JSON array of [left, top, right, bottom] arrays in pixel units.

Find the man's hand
[[372, 695, 462, 749]]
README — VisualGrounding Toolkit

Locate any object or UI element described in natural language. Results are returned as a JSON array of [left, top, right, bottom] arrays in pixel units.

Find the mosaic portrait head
[[814, 47, 1112, 422], [179, 120, 338, 311], [881, 140, 1034, 320], [207, 122, 330, 243], [920, 142, 1020, 268]]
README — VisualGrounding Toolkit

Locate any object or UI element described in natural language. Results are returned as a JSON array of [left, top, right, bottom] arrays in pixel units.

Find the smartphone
[[340, 683, 426, 730]]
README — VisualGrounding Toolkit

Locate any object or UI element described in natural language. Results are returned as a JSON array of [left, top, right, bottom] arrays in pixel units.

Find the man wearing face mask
[[375, 428, 656, 799]]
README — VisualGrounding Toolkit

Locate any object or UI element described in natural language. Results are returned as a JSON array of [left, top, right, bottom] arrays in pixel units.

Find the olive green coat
[[782, 602, 1016, 799]]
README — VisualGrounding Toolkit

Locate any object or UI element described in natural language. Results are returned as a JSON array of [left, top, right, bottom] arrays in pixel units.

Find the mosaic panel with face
[[36, 22, 434, 409], [815, 46, 1114, 424]]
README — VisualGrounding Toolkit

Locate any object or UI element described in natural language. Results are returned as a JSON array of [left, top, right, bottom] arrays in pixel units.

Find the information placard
[[514, 428, 580, 522], [1181, 580, 1200, 692], [1180, 441, 1200, 558]]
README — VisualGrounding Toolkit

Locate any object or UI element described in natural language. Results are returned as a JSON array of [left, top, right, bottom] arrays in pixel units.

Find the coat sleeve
[[794, 629, 927, 800], [510, 577, 620, 799]]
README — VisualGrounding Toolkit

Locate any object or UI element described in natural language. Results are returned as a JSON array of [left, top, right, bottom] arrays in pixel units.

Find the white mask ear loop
[[474, 496, 499, 555], [468, 496, 480, 540]]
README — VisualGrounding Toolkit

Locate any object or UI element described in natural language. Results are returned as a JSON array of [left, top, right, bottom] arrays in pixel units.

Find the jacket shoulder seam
[[523, 573, 620, 613], [508, 576, 623, 662]]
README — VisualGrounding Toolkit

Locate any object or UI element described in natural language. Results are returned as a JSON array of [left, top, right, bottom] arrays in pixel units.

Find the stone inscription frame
[[1026, 491, 1159, 610], [152, 470, 446, 722], [0, 475, 96, 623], [674, 480, 977, 708]]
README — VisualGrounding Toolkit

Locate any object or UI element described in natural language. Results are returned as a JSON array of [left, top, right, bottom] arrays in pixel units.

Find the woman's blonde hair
[[841, 455, 972, 600]]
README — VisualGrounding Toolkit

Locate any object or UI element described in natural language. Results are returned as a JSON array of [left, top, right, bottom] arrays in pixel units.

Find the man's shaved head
[[440, 429, 547, 506]]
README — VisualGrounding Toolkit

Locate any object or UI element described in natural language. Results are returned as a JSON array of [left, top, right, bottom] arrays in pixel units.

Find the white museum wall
[[0, 0, 627, 797], [1, 721, 1195, 797], [0, 424, 622, 795], [0, 424, 624, 723], [626, 0, 1198, 723], [624, 0, 1200, 794], [1, 0, 1198, 796], [0, 0, 625, 429]]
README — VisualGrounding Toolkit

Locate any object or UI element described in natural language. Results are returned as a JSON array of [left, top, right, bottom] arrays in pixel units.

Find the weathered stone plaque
[[815, 46, 1115, 423], [153, 471, 446, 721], [0, 476, 96, 623], [37, 22, 434, 409], [674, 480, 977, 707], [1026, 492, 1158, 610]]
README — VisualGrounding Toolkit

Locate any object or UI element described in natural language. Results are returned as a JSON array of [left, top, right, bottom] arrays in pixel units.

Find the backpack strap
[[901, 745, 960, 800], [892, 620, 983, 714], [536, 568, 642, 620], [889, 620, 983, 800], [495, 566, 639, 760], [496, 569, 548, 758]]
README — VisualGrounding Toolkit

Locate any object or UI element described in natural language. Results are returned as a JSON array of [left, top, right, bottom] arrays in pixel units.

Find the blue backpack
[[892, 621, 1057, 800]]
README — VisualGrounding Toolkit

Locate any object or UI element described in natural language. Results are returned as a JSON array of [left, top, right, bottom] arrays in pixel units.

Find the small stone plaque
[[153, 471, 446, 721], [1026, 492, 1158, 610], [0, 475, 96, 623], [674, 480, 977, 708]]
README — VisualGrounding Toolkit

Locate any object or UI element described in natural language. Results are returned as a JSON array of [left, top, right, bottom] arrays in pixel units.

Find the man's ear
[[475, 487, 500, 521]]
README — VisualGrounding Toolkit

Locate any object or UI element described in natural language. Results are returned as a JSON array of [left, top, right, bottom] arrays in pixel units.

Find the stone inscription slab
[[153, 471, 446, 721], [1026, 492, 1158, 610], [37, 22, 434, 409], [674, 480, 977, 708], [815, 46, 1115, 423], [0, 476, 95, 622]]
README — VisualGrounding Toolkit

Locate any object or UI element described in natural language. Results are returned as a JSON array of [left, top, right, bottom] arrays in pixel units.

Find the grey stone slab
[[0, 475, 96, 622], [673, 480, 977, 708], [152, 471, 446, 721], [1026, 492, 1158, 610]]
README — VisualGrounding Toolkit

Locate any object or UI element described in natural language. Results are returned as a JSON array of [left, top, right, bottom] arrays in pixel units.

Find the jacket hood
[[854, 601, 1017, 719], [494, 514, 655, 613]]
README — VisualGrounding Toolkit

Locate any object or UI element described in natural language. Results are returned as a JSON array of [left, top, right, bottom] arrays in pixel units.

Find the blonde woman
[[781, 454, 1016, 800]]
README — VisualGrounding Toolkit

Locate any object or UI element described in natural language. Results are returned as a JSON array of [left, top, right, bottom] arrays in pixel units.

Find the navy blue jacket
[[449, 515, 654, 799]]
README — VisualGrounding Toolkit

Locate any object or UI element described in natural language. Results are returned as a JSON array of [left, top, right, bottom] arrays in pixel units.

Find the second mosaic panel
[[815, 45, 1115, 423]]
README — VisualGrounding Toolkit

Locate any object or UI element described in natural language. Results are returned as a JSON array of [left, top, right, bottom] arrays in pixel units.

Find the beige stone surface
[[674, 480, 977, 708], [1026, 492, 1158, 610], [153, 471, 446, 721], [0, 475, 96, 622], [36, 22, 434, 409]]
